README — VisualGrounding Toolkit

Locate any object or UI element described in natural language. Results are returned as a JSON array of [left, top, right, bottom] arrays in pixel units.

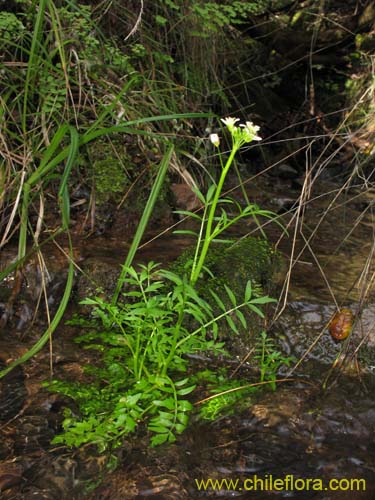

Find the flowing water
[[1, 174, 375, 499]]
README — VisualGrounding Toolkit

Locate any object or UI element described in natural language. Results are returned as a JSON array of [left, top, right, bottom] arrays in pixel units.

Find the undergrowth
[[45, 262, 279, 449], [42, 117, 292, 451]]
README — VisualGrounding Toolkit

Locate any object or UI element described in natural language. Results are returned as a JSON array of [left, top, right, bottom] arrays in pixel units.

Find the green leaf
[[155, 15, 167, 25], [174, 423, 186, 433], [211, 238, 233, 244], [173, 229, 199, 236], [177, 412, 189, 425], [205, 184, 216, 202], [149, 417, 173, 428], [178, 400, 193, 411], [245, 280, 252, 302], [124, 415, 136, 432], [153, 398, 175, 410], [217, 197, 234, 204], [148, 424, 169, 434], [247, 304, 265, 318], [153, 376, 171, 387], [174, 377, 190, 387], [173, 210, 202, 221], [225, 315, 239, 334], [190, 185, 206, 204], [144, 282, 164, 293], [150, 433, 169, 446], [125, 266, 139, 280], [158, 269, 182, 285], [185, 304, 206, 324], [201, 264, 215, 278], [250, 296, 277, 304], [212, 321, 219, 340], [79, 298, 100, 306], [209, 290, 226, 312], [224, 284, 237, 306], [235, 309, 247, 329], [176, 384, 196, 396]]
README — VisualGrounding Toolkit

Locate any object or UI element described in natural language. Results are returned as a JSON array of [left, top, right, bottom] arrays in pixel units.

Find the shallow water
[[1, 174, 375, 498]]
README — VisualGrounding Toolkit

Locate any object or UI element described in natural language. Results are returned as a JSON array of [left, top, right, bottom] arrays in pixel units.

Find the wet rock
[[0, 361, 26, 421], [171, 236, 281, 354], [171, 183, 202, 213], [0, 461, 24, 494], [269, 163, 299, 180], [76, 257, 122, 304]]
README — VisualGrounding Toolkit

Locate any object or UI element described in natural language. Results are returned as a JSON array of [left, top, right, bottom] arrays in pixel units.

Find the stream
[[1, 173, 375, 499]]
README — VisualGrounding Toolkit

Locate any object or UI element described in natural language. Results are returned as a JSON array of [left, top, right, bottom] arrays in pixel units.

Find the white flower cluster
[[209, 117, 262, 147]]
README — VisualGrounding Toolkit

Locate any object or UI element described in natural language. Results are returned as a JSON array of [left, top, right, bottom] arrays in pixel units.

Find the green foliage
[[199, 374, 258, 421], [0, 125, 78, 379], [198, 333, 295, 419], [0, 1, 142, 206], [0, 0, 205, 377], [156, 0, 270, 34], [45, 261, 273, 450], [191, 1, 270, 33], [60, 5, 98, 50], [43, 115, 282, 449], [0, 11, 25, 42], [169, 236, 277, 351], [92, 159, 127, 203], [40, 64, 67, 115], [255, 331, 295, 390], [85, 139, 129, 204], [174, 119, 277, 286]]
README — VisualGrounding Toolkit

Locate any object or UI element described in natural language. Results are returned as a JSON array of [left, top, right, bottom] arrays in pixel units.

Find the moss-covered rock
[[85, 139, 130, 206], [171, 236, 281, 354], [76, 258, 121, 306], [76, 236, 281, 355]]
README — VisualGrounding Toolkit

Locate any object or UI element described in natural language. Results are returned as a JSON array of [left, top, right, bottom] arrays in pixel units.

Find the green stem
[[189, 201, 209, 287], [175, 300, 248, 351], [190, 144, 239, 285], [161, 298, 186, 376]]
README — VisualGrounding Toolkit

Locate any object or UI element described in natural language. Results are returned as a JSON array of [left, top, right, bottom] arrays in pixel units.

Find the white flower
[[209, 133, 220, 147], [220, 117, 240, 132], [240, 121, 262, 142]]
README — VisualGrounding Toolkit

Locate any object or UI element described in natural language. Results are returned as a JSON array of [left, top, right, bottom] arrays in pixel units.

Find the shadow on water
[[1, 175, 375, 498]]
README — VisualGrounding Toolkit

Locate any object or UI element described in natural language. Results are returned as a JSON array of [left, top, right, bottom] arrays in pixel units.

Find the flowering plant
[[178, 117, 275, 285]]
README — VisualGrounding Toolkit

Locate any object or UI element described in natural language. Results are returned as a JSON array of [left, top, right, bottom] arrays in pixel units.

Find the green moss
[[92, 159, 128, 204], [171, 237, 280, 351], [173, 236, 277, 291], [85, 139, 130, 205]]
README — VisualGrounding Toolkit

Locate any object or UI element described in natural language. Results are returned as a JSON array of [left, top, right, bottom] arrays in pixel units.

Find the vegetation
[[0, 0, 207, 377], [43, 118, 286, 450], [198, 328, 295, 421], [0, 0, 374, 481]]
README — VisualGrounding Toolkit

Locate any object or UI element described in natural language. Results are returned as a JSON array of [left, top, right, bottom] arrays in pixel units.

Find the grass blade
[[112, 143, 174, 304]]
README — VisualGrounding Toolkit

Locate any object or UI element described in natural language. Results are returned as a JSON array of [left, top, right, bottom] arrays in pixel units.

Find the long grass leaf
[[0, 126, 78, 378], [0, 237, 74, 379], [58, 126, 79, 227], [85, 112, 213, 139], [112, 143, 174, 304], [23, 0, 47, 132], [29, 124, 69, 186]]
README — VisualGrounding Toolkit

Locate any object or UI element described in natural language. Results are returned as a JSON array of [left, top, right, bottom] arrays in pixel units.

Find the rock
[[171, 183, 202, 212], [76, 257, 121, 304], [170, 237, 282, 355]]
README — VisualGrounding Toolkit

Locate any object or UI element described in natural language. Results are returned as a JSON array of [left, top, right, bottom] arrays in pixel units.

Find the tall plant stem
[[190, 145, 239, 285]]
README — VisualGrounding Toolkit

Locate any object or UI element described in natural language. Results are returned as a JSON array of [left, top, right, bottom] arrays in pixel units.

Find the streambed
[[1, 174, 375, 499]]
